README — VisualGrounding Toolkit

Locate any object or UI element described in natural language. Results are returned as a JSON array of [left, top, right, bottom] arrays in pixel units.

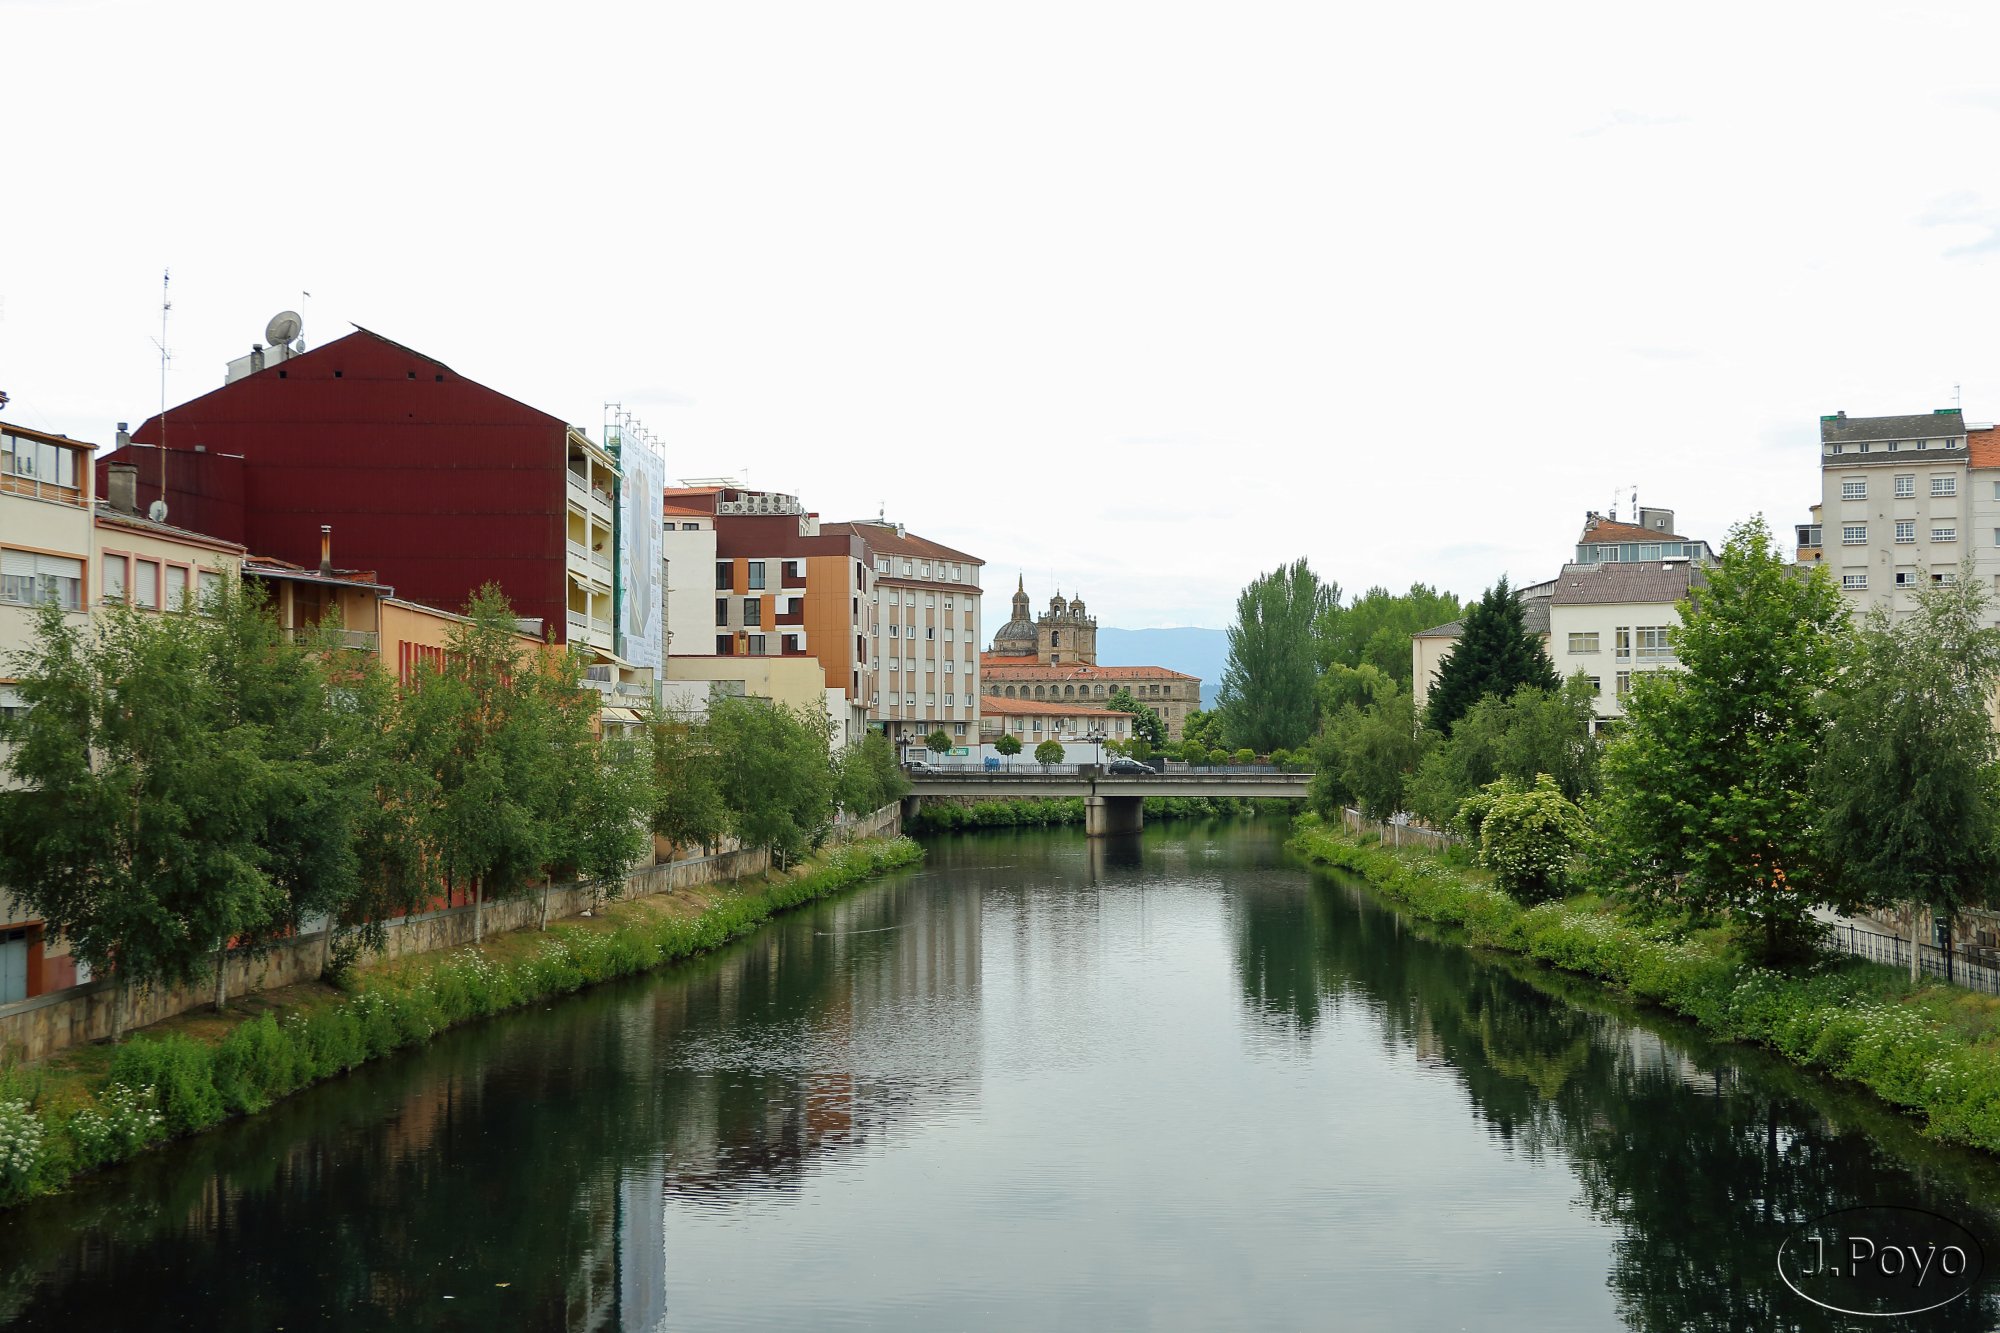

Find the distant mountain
[[1096, 627, 1228, 709]]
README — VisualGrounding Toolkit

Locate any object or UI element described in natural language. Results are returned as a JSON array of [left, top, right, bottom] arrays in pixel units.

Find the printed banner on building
[[618, 438, 665, 671]]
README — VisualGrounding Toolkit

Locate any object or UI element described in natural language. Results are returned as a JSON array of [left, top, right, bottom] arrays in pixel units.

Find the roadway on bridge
[[904, 771, 1312, 799]]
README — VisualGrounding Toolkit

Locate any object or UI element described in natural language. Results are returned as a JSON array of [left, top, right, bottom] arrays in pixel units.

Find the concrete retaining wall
[[0, 804, 900, 1064]]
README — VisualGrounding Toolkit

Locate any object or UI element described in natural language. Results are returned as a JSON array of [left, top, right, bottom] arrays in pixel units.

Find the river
[[2, 822, 1997, 1331]]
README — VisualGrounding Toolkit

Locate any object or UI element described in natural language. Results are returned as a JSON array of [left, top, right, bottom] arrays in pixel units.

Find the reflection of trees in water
[[0, 873, 982, 1332], [1233, 869, 2000, 1331]]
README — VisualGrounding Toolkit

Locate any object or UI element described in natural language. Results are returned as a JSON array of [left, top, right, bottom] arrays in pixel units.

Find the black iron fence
[[1823, 920, 2000, 997]]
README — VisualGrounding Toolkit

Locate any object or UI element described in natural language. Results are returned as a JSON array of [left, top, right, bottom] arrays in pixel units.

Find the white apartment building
[[1818, 408, 1990, 616], [660, 503, 719, 660], [826, 520, 983, 753], [1547, 559, 1701, 725]]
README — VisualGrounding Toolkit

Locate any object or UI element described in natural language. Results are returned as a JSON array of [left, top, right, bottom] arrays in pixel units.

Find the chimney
[[115, 422, 130, 449], [319, 525, 333, 575], [250, 344, 266, 374], [107, 463, 138, 515]]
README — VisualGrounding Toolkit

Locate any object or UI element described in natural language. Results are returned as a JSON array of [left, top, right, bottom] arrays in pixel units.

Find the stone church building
[[980, 578, 1201, 740]]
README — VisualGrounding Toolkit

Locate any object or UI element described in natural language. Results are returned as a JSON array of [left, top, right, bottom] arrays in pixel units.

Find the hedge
[[1289, 817, 2000, 1154], [0, 837, 924, 1208]]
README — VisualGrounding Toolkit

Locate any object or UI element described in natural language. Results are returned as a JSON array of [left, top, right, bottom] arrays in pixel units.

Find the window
[[1635, 626, 1673, 659], [1896, 474, 1916, 498], [1932, 475, 1958, 497], [945, 658, 955, 673], [1896, 571, 1918, 587], [902, 560, 913, 576], [101, 554, 127, 603], [131, 559, 159, 610], [0, 685, 24, 723], [683, 522, 700, 531], [905, 695, 915, 708], [1615, 671, 1631, 697], [747, 634, 767, 655], [1841, 478, 1867, 500], [1895, 520, 1916, 544], [1860, 442, 1871, 453], [1934, 526, 1957, 543], [165, 565, 189, 610], [1934, 572, 1958, 585], [1615, 627, 1631, 659], [715, 561, 732, 590], [0, 551, 84, 611], [1841, 525, 1867, 545], [1841, 572, 1868, 590], [197, 569, 222, 609], [782, 633, 802, 653], [747, 560, 766, 589], [743, 597, 762, 626], [1566, 631, 1600, 654], [1586, 676, 1602, 695], [889, 623, 899, 638], [944, 598, 954, 610], [926, 627, 935, 640], [954, 723, 966, 736], [715, 634, 733, 654], [715, 598, 729, 626], [926, 594, 936, 608], [945, 694, 954, 707]]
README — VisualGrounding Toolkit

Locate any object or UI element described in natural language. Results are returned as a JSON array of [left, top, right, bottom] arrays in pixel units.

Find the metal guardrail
[[1823, 921, 2000, 996]]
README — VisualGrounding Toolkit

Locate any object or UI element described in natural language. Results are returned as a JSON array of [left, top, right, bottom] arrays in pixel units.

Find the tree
[[1034, 738, 1066, 769], [394, 586, 554, 944], [926, 729, 953, 755], [1816, 575, 2000, 977], [1218, 559, 1336, 753], [1180, 708, 1223, 751], [1476, 775, 1588, 904], [1316, 685, 1429, 821], [0, 602, 282, 1038], [705, 695, 835, 867], [834, 732, 908, 815], [1424, 576, 1558, 732], [1316, 583, 1464, 688], [1405, 676, 1601, 828], [537, 648, 653, 925], [1106, 688, 1168, 747], [993, 732, 1022, 761], [648, 704, 729, 855], [1594, 517, 1850, 957]]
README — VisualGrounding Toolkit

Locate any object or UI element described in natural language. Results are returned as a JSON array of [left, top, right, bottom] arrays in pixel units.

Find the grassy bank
[[908, 794, 1273, 833], [0, 837, 923, 1209], [1289, 817, 2000, 1153]]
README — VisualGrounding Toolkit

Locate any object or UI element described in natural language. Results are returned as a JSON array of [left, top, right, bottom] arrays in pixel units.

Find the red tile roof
[[1577, 516, 1690, 544], [824, 520, 981, 565], [978, 656, 1198, 682], [661, 504, 712, 518], [1970, 425, 2000, 471]]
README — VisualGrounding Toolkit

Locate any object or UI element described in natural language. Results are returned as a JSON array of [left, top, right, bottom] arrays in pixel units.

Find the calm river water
[[3, 822, 1998, 1331]]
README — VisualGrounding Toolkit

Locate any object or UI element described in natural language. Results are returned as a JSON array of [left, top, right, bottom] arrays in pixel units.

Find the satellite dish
[[265, 310, 302, 347], [148, 499, 169, 523]]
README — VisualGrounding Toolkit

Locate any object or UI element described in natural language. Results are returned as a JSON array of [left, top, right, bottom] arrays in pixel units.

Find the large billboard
[[617, 432, 665, 671]]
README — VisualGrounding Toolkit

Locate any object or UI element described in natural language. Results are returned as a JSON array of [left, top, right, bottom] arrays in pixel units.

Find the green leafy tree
[[926, 729, 953, 755], [1477, 775, 1588, 904], [1034, 738, 1066, 769], [1315, 686, 1429, 820], [1594, 517, 1849, 957], [1218, 559, 1336, 752], [1406, 676, 1600, 828], [393, 586, 554, 944], [834, 732, 909, 815], [537, 649, 654, 925], [1816, 575, 2000, 976], [1316, 662, 1396, 719], [648, 704, 729, 855], [1317, 583, 1464, 687], [706, 696, 835, 867], [1424, 576, 1558, 732], [993, 731, 1022, 761], [0, 602, 282, 1037], [1180, 708, 1223, 751], [1106, 687, 1168, 747]]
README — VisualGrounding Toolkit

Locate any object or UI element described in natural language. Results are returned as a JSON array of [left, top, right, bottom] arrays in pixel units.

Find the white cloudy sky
[[7, 0, 2000, 627]]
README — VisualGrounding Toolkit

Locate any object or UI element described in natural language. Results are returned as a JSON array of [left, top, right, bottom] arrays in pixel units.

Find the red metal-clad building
[[99, 327, 611, 646]]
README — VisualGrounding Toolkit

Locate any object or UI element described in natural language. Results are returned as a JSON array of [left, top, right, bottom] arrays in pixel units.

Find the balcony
[[566, 467, 613, 522], [279, 626, 378, 652]]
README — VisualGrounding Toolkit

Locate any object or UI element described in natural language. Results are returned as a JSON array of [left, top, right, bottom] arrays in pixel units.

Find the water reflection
[[1234, 868, 2000, 1331], [1, 826, 1997, 1332]]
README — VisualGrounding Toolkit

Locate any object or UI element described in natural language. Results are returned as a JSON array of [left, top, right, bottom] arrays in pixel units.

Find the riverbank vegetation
[[0, 837, 922, 1208], [0, 586, 909, 1030], [1289, 821, 2000, 1153]]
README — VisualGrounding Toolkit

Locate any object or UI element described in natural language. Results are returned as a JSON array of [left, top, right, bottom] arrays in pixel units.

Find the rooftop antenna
[[149, 268, 171, 521], [1955, 383, 1963, 410], [299, 291, 310, 351], [265, 309, 302, 350]]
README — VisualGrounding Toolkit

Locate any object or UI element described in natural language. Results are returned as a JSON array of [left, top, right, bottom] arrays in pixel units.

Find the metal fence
[[1822, 920, 2000, 996]]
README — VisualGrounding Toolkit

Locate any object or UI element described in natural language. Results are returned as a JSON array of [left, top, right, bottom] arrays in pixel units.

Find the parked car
[[1106, 756, 1153, 775], [904, 759, 942, 775]]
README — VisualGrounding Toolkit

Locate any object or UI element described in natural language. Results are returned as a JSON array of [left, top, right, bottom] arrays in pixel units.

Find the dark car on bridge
[[1105, 757, 1154, 775]]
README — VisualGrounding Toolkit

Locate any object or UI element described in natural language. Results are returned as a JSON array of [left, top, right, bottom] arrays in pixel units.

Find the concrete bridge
[[902, 770, 1313, 836]]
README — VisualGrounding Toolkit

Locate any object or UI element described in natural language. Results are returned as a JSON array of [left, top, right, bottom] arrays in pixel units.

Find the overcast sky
[[8, 1, 2000, 627]]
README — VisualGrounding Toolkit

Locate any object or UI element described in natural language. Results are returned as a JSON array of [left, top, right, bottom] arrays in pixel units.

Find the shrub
[[66, 1083, 166, 1168], [1232, 748, 1256, 766], [109, 1035, 225, 1136], [1478, 775, 1587, 903], [0, 1098, 45, 1204]]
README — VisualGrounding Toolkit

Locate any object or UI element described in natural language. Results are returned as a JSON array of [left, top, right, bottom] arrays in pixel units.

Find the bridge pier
[[1085, 795, 1144, 838]]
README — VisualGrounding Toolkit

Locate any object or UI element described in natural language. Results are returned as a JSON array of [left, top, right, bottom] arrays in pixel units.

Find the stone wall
[[0, 805, 900, 1065]]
